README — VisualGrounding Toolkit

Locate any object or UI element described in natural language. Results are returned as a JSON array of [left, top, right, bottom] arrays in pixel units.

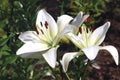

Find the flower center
[[36, 21, 53, 45], [79, 24, 94, 47], [39, 21, 49, 35]]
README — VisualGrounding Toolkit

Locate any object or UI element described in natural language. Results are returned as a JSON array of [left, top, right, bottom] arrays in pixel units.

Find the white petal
[[60, 52, 79, 72], [72, 11, 89, 27], [53, 25, 75, 45], [42, 46, 59, 68], [72, 12, 89, 34], [100, 45, 119, 65], [16, 42, 50, 58], [72, 11, 83, 26], [90, 22, 110, 46], [92, 62, 101, 69], [82, 46, 99, 60], [19, 31, 40, 43], [79, 14, 89, 26], [67, 33, 84, 48], [57, 15, 73, 33], [36, 9, 58, 38], [54, 12, 89, 43]]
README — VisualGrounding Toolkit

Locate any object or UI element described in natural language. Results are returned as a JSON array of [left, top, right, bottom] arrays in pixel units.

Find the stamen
[[91, 24, 94, 32], [84, 17, 90, 23], [86, 28, 88, 33], [44, 21, 48, 29], [79, 27, 82, 34], [40, 29, 44, 34], [35, 26, 39, 34], [40, 22, 43, 27]]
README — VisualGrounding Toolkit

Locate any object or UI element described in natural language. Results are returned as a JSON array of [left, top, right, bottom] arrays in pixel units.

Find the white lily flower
[[16, 9, 88, 68], [57, 11, 89, 43], [61, 22, 119, 72]]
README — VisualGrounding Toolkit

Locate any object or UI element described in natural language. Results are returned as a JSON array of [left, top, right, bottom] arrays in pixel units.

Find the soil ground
[[87, 12, 120, 80]]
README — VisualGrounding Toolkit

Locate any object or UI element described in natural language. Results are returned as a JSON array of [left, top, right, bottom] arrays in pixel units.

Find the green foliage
[[0, 0, 47, 79], [67, 0, 106, 16]]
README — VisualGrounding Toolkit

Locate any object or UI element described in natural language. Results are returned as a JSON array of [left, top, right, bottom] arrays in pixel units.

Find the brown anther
[[45, 21, 48, 29], [35, 27, 39, 34], [84, 17, 90, 23], [40, 29, 44, 34], [79, 27, 82, 34], [40, 22, 43, 27], [86, 28, 89, 33], [90, 24, 94, 32]]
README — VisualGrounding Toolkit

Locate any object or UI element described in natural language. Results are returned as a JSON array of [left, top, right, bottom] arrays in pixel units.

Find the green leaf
[[0, 33, 15, 47], [4, 55, 18, 65], [0, 19, 8, 28]]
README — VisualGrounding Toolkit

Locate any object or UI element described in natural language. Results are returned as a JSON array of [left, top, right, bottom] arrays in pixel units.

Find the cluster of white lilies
[[16, 9, 119, 73]]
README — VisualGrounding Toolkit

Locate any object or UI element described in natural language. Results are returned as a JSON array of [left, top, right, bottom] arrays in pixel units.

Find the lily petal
[[72, 12, 89, 33], [19, 31, 40, 43], [17, 42, 50, 58], [67, 33, 84, 49], [57, 15, 73, 33], [72, 12, 89, 27], [42, 46, 59, 68], [79, 14, 89, 26], [60, 52, 79, 72], [82, 46, 99, 60], [90, 22, 110, 46], [36, 9, 58, 38], [100, 45, 119, 65], [53, 25, 75, 46], [53, 12, 89, 45], [72, 11, 83, 26]]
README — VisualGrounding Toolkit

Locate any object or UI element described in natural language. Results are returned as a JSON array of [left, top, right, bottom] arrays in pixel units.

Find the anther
[[84, 17, 90, 23], [40, 22, 43, 27], [35, 26, 39, 34], [86, 28, 89, 33], [90, 24, 94, 32], [79, 27, 82, 34], [40, 29, 44, 34], [45, 21, 48, 29]]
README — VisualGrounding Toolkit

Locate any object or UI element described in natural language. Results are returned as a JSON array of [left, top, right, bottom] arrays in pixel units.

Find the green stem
[[65, 72, 71, 80], [82, 60, 91, 80]]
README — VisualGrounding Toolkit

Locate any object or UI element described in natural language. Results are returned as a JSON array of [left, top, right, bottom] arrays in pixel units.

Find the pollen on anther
[[45, 21, 48, 29]]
